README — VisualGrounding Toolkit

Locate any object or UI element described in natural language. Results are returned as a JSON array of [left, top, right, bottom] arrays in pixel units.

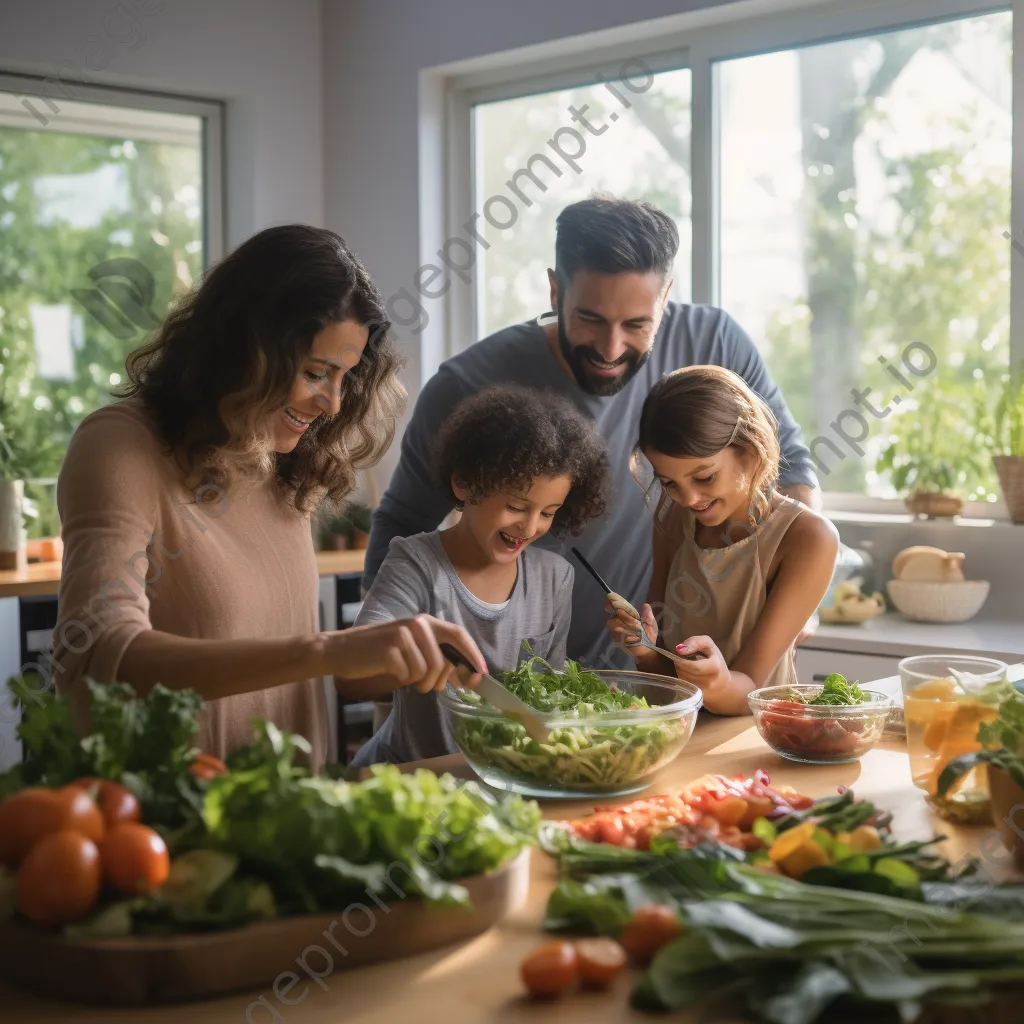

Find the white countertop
[[802, 613, 1024, 660]]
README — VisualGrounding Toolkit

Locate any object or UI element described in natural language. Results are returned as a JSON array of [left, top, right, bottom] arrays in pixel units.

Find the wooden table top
[[0, 549, 366, 599], [2, 715, 1016, 1022]]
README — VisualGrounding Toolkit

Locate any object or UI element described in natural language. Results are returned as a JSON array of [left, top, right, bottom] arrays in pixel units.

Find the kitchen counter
[[803, 612, 1024, 662], [2, 713, 1018, 1023], [0, 549, 366, 599]]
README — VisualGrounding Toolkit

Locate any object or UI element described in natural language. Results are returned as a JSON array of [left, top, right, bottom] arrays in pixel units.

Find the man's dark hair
[[433, 385, 609, 537], [554, 194, 680, 290]]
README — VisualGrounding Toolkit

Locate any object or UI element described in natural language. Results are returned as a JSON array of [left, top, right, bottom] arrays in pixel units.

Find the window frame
[[0, 71, 225, 264], [425, 0, 1017, 517]]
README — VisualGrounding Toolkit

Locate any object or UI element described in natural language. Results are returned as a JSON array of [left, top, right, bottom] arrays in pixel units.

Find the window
[[472, 68, 692, 339], [0, 79, 221, 535], [719, 11, 1011, 496], [449, 0, 1017, 507]]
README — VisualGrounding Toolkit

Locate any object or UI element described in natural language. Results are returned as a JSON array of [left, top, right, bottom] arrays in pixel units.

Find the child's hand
[[605, 598, 657, 651], [671, 636, 731, 693]]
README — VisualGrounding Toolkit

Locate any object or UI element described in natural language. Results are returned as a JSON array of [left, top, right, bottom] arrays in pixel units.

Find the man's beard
[[557, 313, 649, 397]]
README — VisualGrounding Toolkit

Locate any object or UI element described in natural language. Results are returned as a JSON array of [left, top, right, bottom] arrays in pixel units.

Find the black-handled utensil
[[570, 546, 613, 598], [570, 547, 705, 662], [571, 546, 641, 619]]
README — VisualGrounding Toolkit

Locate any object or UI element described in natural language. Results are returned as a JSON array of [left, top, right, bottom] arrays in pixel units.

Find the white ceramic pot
[[0, 479, 26, 571]]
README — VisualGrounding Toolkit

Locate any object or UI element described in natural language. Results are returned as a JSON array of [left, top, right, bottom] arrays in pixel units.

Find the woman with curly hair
[[349, 384, 610, 766], [54, 225, 487, 772]]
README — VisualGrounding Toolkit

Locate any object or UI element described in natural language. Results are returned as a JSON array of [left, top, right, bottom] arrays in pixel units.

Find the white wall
[[0, 0, 324, 245], [321, 0, 743, 488]]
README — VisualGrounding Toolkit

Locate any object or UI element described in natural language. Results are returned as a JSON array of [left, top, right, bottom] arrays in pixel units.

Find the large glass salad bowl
[[439, 661, 703, 799]]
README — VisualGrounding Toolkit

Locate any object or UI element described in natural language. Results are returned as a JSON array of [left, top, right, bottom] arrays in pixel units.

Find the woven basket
[[886, 579, 990, 623], [904, 490, 964, 519], [994, 455, 1024, 524]]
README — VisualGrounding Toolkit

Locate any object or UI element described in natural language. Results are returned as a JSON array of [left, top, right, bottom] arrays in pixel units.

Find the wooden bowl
[[0, 850, 531, 1006]]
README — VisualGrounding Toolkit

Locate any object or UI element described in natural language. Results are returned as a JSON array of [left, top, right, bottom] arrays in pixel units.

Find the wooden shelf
[[0, 549, 365, 600]]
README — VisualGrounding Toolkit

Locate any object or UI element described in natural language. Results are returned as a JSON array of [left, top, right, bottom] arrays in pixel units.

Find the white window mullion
[[689, 47, 716, 307], [1012, 0, 1024, 372]]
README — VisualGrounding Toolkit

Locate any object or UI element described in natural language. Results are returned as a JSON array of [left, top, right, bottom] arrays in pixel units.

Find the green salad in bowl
[[438, 656, 703, 799]]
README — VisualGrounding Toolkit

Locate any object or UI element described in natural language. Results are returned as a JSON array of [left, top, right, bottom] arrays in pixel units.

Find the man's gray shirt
[[365, 302, 818, 670]]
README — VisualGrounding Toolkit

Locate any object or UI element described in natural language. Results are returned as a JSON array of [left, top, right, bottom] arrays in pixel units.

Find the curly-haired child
[[348, 384, 610, 766]]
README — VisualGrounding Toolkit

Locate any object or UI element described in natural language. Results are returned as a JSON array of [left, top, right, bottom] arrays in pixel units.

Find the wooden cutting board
[[0, 849, 531, 1006]]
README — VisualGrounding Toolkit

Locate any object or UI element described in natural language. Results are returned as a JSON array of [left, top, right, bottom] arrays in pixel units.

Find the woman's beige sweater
[[52, 400, 328, 771]]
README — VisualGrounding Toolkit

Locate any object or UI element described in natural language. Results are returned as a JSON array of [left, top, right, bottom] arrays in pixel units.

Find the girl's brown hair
[[634, 365, 780, 525], [118, 225, 405, 514]]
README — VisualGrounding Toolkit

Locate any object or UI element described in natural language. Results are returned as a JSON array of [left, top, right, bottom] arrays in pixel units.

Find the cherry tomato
[[598, 817, 626, 846], [190, 753, 228, 781], [618, 904, 684, 963], [0, 786, 104, 867], [520, 940, 579, 999], [72, 779, 141, 829], [100, 823, 170, 897], [574, 937, 627, 989], [16, 830, 102, 926]]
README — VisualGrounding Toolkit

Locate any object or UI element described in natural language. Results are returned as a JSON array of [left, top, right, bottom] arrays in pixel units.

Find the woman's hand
[[328, 615, 485, 694]]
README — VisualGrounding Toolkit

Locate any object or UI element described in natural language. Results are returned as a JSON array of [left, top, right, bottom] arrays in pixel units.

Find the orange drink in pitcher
[[900, 655, 1008, 822]]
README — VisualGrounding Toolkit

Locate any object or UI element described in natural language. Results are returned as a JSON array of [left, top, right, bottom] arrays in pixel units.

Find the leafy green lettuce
[[0, 676, 205, 826], [806, 674, 867, 706], [201, 720, 540, 912], [452, 655, 690, 790]]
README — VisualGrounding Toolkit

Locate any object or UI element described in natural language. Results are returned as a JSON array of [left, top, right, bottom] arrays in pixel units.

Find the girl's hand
[[671, 636, 731, 694], [605, 598, 658, 650], [328, 615, 486, 694]]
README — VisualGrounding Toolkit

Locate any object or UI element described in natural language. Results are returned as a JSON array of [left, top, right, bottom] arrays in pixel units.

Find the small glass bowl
[[748, 684, 894, 765], [439, 671, 703, 799]]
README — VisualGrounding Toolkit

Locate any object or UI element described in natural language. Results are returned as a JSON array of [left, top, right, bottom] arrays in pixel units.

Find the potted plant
[[320, 513, 353, 551], [975, 370, 1024, 524], [937, 682, 1024, 869], [876, 380, 988, 518], [345, 502, 373, 550]]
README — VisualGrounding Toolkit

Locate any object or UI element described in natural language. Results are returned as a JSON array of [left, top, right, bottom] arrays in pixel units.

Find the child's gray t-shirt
[[347, 530, 574, 767]]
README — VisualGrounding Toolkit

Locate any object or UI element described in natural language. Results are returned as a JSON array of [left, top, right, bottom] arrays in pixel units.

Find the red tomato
[[72, 779, 141, 830], [618, 904, 684, 962], [575, 938, 627, 989], [520, 941, 579, 999], [0, 786, 104, 868], [190, 753, 228, 781], [0, 789, 64, 867], [99, 823, 170, 897], [16, 830, 102, 926], [598, 818, 627, 846]]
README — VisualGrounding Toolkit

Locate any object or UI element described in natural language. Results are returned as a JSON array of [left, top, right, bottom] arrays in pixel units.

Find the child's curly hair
[[433, 385, 609, 536]]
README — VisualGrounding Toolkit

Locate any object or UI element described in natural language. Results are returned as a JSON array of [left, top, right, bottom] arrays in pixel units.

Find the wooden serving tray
[[0, 849, 531, 1006]]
